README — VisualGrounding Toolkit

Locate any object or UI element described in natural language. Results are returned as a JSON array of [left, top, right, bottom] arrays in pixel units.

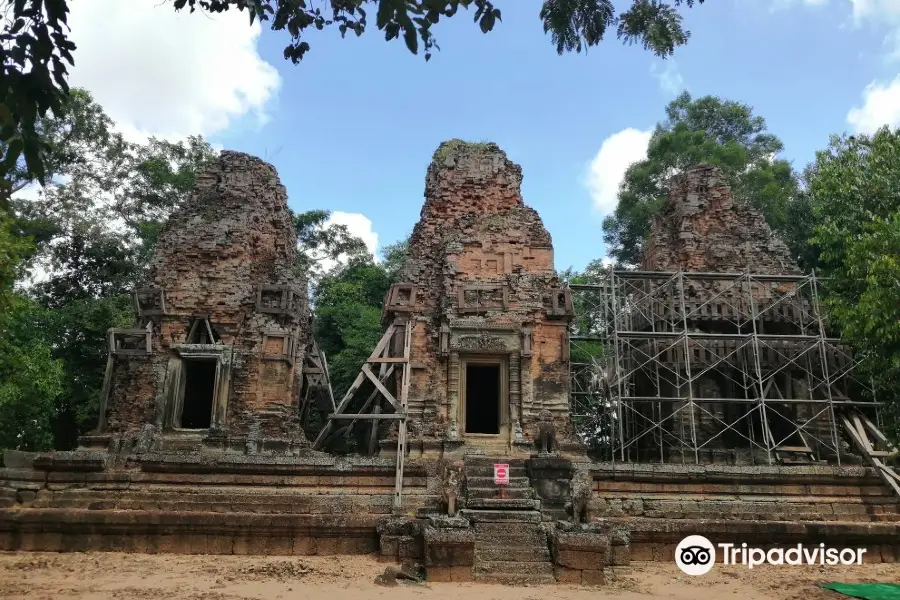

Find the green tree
[[807, 128, 900, 440], [313, 257, 395, 398], [0, 0, 76, 196], [0, 295, 65, 451], [294, 209, 371, 285], [2, 1, 708, 186], [380, 236, 409, 281], [602, 92, 802, 267]]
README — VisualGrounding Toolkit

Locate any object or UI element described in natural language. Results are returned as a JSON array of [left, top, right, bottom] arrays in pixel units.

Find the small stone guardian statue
[[440, 461, 462, 517], [570, 466, 593, 525], [535, 409, 557, 454]]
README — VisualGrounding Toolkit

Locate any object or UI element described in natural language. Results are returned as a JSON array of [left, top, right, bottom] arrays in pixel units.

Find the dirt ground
[[0, 552, 897, 600]]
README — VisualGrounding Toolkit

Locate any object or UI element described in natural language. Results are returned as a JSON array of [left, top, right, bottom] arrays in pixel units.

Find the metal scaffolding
[[568, 269, 883, 467]]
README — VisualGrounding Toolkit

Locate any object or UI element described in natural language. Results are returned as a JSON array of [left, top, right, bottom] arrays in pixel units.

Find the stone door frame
[[162, 345, 232, 433], [458, 354, 509, 438]]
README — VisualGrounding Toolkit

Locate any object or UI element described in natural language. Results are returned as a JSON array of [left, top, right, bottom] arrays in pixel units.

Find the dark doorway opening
[[181, 359, 216, 429], [465, 363, 501, 434]]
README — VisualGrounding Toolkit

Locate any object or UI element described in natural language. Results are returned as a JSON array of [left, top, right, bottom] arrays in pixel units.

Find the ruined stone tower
[[93, 151, 311, 452], [631, 164, 834, 462], [381, 141, 578, 456], [642, 163, 798, 274]]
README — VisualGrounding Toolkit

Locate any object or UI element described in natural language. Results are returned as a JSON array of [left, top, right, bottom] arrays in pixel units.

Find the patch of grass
[[432, 139, 495, 163]]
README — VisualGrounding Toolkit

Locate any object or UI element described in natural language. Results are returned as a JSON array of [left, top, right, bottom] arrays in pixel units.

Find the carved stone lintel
[[454, 333, 507, 352]]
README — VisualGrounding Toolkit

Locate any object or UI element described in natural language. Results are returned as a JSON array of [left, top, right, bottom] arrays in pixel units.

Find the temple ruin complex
[[1, 146, 898, 584]]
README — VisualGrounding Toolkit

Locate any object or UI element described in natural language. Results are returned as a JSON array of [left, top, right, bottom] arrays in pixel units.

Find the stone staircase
[[459, 456, 556, 585]]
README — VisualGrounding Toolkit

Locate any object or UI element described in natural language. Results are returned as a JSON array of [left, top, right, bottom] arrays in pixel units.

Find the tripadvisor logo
[[675, 535, 868, 575], [676, 535, 716, 576]]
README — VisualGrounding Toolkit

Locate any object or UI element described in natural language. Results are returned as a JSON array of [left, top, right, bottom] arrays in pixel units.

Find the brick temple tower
[[381, 141, 579, 456], [88, 151, 312, 453]]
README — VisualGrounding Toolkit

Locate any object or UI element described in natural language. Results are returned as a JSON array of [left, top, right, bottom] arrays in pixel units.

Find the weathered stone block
[[609, 544, 631, 566], [554, 549, 606, 571], [581, 568, 606, 586], [554, 566, 581, 584]]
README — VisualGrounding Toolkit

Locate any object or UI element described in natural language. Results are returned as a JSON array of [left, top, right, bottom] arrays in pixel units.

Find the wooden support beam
[[361, 364, 403, 413], [860, 414, 894, 448], [852, 414, 874, 453], [346, 366, 395, 432], [367, 325, 396, 362], [842, 414, 900, 498], [312, 369, 366, 449]]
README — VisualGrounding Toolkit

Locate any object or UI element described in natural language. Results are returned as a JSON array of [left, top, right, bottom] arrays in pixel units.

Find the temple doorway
[[461, 357, 506, 435], [180, 359, 216, 429]]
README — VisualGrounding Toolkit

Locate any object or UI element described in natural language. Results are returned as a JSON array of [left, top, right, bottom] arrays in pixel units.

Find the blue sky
[[67, 0, 900, 272]]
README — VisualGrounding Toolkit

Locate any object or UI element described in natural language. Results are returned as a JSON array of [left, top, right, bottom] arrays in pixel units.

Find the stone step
[[465, 465, 528, 478], [476, 534, 548, 547], [475, 560, 555, 577], [465, 476, 530, 488], [474, 521, 546, 535], [466, 498, 541, 511], [476, 546, 551, 562], [467, 486, 535, 500], [460, 509, 541, 523], [464, 457, 527, 468], [475, 572, 557, 585]]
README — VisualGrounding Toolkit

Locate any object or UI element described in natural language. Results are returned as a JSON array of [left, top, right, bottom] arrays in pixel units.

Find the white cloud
[[67, 0, 281, 142], [650, 61, 684, 95], [847, 76, 900, 133], [585, 128, 653, 216], [313, 211, 380, 273], [850, 0, 900, 23], [328, 211, 379, 258]]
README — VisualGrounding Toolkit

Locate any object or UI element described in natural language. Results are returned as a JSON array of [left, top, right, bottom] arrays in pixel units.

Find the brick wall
[[103, 152, 311, 444], [386, 141, 575, 449]]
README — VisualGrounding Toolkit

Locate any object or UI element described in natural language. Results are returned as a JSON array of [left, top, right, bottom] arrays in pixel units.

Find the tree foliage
[[807, 128, 900, 439], [175, 0, 705, 62], [602, 92, 804, 267], [0, 295, 65, 451], [313, 257, 396, 399], [0, 0, 76, 199], [294, 209, 371, 286], [2, 1, 707, 187]]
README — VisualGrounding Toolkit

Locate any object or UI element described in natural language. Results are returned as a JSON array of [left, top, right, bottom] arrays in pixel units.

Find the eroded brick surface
[[642, 164, 798, 273], [103, 151, 311, 447], [384, 141, 576, 451]]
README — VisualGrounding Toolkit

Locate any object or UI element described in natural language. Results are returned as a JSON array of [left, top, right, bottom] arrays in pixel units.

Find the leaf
[[403, 26, 418, 53]]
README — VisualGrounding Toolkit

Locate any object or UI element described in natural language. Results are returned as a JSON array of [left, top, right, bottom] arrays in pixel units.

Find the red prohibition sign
[[494, 463, 509, 485]]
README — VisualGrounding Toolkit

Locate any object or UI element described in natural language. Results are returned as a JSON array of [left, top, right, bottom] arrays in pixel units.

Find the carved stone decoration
[[454, 333, 508, 352], [440, 460, 463, 517], [569, 466, 593, 525], [521, 326, 532, 357], [535, 409, 557, 454], [439, 321, 450, 356]]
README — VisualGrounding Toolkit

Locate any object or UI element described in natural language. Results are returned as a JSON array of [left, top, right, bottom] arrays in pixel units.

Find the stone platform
[[0, 450, 438, 554]]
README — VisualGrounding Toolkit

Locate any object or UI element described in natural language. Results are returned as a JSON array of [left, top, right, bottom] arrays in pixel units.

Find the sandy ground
[[0, 552, 898, 600]]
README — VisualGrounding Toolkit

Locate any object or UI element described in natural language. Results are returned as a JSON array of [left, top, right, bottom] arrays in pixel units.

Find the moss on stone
[[432, 139, 495, 163]]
